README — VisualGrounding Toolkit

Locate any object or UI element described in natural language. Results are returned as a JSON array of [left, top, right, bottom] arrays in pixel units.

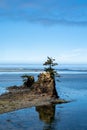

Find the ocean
[[0, 64, 87, 130]]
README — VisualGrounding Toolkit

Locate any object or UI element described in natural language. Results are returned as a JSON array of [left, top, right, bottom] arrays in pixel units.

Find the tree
[[21, 75, 34, 88], [43, 56, 60, 80]]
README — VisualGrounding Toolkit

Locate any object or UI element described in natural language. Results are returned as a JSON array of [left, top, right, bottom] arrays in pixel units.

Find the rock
[[32, 72, 59, 98]]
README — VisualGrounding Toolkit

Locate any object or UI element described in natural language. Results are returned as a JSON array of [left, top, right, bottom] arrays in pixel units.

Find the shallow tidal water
[[0, 67, 87, 129]]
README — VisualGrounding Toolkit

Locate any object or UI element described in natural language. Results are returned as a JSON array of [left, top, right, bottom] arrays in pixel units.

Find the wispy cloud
[[59, 48, 87, 63], [0, 0, 87, 25]]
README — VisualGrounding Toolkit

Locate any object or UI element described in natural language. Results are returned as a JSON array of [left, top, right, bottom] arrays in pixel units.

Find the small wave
[[0, 67, 87, 74]]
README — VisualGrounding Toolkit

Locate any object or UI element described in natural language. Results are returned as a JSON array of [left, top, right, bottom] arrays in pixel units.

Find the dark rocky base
[[0, 88, 69, 114]]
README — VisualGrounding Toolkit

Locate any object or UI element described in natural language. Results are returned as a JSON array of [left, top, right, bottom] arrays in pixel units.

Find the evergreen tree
[[21, 75, 34, 88], [43, 57, 60, 80]]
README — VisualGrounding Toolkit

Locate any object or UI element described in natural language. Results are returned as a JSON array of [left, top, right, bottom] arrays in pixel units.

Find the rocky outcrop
[[7, 72, 59, 98], [32, 72, 59, 98]]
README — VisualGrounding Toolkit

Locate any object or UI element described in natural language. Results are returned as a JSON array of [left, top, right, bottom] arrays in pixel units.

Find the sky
[[0, 0, 87, 64]]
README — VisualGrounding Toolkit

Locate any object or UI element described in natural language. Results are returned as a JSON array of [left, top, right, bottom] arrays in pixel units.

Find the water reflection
[[36, 104, 55, 124], [36, 104, 61, 130]]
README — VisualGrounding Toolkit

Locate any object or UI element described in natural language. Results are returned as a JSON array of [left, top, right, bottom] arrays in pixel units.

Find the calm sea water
[[0, 64, 87, 130]]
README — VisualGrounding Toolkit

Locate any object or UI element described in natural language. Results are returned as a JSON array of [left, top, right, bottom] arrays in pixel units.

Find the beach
[[0, 64, 87, 130]]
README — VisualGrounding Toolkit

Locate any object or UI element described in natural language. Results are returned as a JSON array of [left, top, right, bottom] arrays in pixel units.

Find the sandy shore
[[0, 88, 68, 114]]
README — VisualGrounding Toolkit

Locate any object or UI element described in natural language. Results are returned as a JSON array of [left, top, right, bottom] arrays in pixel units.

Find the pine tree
[[43, 57, 60, 80]]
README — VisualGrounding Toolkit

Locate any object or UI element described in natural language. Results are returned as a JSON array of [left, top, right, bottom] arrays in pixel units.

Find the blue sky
[[0, 0, 87, 64]]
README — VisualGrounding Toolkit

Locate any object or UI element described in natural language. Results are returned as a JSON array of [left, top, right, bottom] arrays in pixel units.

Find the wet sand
[[0, 88, 67, 114]]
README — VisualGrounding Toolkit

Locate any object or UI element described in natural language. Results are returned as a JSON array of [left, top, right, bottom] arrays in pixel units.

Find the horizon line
[[0, 62, 87, 65]]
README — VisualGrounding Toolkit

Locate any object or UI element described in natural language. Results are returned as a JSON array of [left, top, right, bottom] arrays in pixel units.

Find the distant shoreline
[[0, 67, 87, 72]]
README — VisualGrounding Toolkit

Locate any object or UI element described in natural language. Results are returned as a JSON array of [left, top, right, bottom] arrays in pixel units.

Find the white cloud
[[58, 48, 87, 63]]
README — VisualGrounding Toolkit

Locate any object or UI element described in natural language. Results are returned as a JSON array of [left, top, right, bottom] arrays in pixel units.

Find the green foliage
[[43, 57, 58, 67], [43, 57, 60, 80], [21, 74, 35, 88]]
